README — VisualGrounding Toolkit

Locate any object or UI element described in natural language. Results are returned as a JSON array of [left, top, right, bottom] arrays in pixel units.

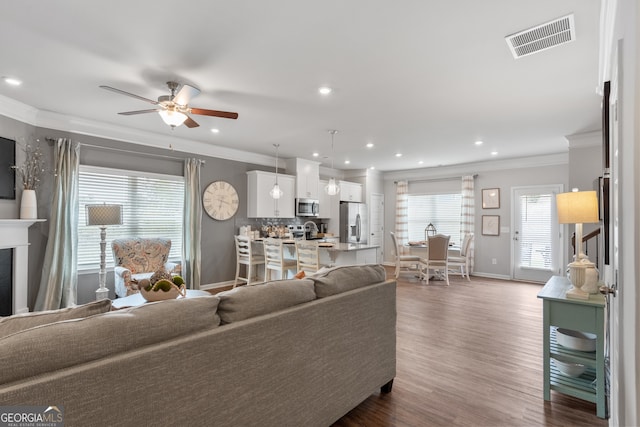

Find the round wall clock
[[203, 180, 239, 220]]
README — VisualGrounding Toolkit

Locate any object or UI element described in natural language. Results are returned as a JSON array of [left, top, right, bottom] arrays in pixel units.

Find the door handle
[[599, 285, 617, 297]]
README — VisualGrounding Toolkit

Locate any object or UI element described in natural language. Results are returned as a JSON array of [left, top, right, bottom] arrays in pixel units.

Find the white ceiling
[[0, 0, 602, 172]]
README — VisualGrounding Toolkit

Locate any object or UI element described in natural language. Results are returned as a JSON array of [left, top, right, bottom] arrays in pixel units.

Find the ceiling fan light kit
[[100, 81, 238, 130]]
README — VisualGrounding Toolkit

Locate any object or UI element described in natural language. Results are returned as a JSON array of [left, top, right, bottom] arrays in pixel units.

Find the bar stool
[[234, 235, 265, 287]]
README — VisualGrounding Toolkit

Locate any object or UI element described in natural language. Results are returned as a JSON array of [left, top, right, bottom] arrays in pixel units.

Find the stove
[[287, 224, 305, 239]]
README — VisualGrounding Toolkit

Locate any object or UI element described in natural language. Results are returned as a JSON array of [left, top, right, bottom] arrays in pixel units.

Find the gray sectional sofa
[[0, 264, 396, 427]]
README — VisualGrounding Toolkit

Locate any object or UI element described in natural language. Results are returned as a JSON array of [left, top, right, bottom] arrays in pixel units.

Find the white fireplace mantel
[[0, 219, 46, 314]]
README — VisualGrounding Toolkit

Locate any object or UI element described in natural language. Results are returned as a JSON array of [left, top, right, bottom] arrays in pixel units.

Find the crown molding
[[382, 152, 568, 182], [0, 94, 276, 168], [565, 130, 602, 148]]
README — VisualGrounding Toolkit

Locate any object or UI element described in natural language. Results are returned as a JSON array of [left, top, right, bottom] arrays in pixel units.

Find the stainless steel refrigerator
[[339, 202, 368, 244]]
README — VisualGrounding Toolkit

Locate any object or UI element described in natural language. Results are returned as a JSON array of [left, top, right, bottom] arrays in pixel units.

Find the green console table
[[537, 276, 607, 419]]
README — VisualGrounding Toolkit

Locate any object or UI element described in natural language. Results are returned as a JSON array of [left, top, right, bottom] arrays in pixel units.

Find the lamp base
[[566, 286, 591, 300], [566, 258, 599, 300], [96, 287, 109, 300]]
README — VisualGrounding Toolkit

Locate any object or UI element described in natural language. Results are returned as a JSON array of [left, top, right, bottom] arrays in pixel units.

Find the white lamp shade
[[158, 109, 188, 127], [86, 204, 123, 226], [556, 191, 599, 224], [325, 178, 340, 196]]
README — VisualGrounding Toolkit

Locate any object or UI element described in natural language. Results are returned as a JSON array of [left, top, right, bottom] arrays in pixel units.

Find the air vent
[[505, 14, 575, 59]]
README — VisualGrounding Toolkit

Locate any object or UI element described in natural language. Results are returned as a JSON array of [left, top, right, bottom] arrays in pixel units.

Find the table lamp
[[86, 204, 122, 300], [556, 190, 599, 300]]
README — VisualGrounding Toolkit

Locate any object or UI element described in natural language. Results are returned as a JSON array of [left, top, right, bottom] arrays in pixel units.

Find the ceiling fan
[[99, 81, 238, 129]]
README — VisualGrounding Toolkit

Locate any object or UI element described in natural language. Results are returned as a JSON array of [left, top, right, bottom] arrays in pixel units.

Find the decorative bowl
[[552, 355, 586, 377], [556, 328, 597, 352], [140, 284, 186, 302]]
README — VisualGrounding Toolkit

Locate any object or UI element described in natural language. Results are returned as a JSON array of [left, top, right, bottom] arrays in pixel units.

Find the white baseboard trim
[[469, 272, 512, 281]]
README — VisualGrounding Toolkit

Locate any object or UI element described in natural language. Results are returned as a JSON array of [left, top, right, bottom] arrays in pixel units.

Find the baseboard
[[200, 280, 235, 291], [469, 272, 512, 281]]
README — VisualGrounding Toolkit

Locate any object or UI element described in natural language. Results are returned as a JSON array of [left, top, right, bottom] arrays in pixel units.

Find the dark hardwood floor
[[332, 267, 608, 427]]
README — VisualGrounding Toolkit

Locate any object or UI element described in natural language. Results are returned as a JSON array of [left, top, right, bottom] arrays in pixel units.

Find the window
[[518, 193, 553, 269], [78, 165, 184, 271], [408, 193, 462, 244]]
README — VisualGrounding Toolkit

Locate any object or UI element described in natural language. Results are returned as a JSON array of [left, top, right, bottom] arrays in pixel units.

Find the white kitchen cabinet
[[286, 158, 320, 200], [319, 179, 341, 234], [247, 170, 295, 218], [339, 181, 363, 202]]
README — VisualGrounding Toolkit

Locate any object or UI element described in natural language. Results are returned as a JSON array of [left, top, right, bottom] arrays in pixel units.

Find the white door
[[511, 185, 563, 282], [369, 193, 384, 262]]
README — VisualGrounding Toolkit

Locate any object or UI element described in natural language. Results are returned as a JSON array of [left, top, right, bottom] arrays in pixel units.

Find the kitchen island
[[251, 238, 379, 270]]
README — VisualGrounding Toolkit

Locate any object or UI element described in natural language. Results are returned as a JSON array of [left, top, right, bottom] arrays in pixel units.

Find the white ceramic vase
[[20, 189, 37, 219]]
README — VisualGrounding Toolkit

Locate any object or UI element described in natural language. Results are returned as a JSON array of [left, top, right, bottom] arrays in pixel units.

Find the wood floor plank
[[332, 268, 608, 427]]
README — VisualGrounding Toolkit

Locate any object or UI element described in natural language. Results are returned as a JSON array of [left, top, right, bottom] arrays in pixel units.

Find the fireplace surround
[[0, 219, 44, 314]]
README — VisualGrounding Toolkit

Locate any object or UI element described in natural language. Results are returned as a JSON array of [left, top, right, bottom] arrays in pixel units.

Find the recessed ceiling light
[[395, 153, 402, 157], [318, 86, 332, 95], [344, 160, 350, 164], [370, 166, 375, 170], [210, 128, 220, 134], [3, 77, 22, 86], [475, 140, 483, 146], [418, 160, 424, 165], [312, 152, 319, 157], [366, 143, 374, 148], [491, 151, 498, 156]]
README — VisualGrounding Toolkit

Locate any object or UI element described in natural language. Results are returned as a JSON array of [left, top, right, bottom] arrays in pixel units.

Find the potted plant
[[12, 139, 45, 219]]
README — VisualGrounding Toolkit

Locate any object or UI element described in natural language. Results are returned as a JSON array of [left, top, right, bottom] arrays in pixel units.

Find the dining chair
[[263, 238, 298, 281], [448, 233, 474, 281], [421, 234, 451, 285], [295, 239, 325, 274], [390, 231, 422, 279], [234, 235, 265, 287]]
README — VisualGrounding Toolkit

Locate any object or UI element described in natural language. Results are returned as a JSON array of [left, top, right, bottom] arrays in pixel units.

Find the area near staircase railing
[[571, 228, 601, 269]]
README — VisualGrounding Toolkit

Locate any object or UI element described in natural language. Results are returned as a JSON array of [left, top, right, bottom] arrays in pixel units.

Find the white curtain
[[461, 175, 475, 271], [182, 159, 202, 289], [395, 181, 410, 255], [35, 138, 79, 310]]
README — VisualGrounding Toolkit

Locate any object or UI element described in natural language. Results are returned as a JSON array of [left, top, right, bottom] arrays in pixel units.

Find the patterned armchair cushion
[[111, 238, 179, 297]]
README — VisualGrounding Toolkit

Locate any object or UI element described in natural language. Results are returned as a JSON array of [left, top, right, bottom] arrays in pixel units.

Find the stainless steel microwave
[[296, 198, 319, 217]]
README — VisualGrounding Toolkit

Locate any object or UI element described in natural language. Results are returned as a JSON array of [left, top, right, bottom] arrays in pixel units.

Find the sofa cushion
[[217, 279, 316, 324], [0, 296, 220, 385], [308, 264, 387, 298], [0, 298, 112, 338]]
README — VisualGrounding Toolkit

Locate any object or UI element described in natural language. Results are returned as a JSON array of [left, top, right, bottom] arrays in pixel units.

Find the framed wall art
[[482, 188, 500, 209], [482, 215, 500, 236], [0, 137, 16, 200]]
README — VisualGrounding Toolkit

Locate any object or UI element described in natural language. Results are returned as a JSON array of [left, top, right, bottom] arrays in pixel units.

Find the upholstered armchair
[[111, 238, 180, 297]]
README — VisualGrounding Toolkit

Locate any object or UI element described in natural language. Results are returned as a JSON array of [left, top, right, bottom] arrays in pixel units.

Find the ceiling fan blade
[[184, 116, 200, 128], [118, 109, 161, 115], [190, 107, 239, 120], [173, 84, 200, 106], [100, 85, 159, 105]]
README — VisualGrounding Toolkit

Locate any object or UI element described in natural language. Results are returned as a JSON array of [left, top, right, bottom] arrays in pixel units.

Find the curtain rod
[[70, 141, 205, 164], [394, 173, 478, 184]]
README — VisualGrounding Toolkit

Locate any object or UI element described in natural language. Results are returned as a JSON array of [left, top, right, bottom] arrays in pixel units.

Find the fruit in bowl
[[140, 275, 186, 301]]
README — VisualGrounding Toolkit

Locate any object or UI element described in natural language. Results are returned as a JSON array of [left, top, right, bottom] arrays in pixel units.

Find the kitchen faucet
[[303, 221, 318, 240]]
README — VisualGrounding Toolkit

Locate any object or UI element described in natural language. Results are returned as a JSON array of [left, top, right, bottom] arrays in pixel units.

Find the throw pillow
[[294, 270, 306, 279], [0, 298, 112, 338], [217, 279, 315, 324]]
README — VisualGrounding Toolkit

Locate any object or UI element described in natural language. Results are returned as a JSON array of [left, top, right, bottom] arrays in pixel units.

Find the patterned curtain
[[35, 139, 79, 310], [395, 181, 410, 255], [460, 175, 475, 271], [182, 159, 202, 289]]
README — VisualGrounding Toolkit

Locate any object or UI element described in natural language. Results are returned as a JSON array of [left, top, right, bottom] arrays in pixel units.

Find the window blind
[[78, 165, 184, 271], [407, 193, 462, 245], [518, 194, 553, 269]]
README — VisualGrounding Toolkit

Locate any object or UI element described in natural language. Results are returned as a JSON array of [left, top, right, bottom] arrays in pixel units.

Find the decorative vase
[[20, 189, 37, 219], [140, 284, 186, 302]]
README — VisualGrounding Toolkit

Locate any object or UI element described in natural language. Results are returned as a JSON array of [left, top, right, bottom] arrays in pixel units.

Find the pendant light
[[325, 130, 340, 196], [270, 143, 283, 199]]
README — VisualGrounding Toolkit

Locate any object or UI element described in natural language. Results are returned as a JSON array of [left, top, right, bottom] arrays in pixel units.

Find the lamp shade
[[158, 109, 187, 127], [556, 191, 599, 224], [86, 204, 123, 226]]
